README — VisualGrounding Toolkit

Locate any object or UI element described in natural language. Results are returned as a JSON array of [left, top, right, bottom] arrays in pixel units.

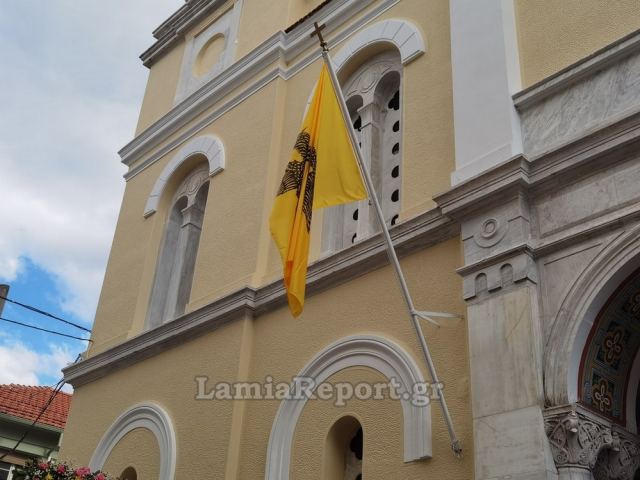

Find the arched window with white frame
[[322, 49, 403, 254], [146, 163, 210, 328]]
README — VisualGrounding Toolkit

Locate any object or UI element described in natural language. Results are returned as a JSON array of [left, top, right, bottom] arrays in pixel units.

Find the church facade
[[60, 1, 640, 479]]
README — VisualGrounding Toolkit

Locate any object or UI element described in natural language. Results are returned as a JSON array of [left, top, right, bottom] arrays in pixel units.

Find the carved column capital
[[544, 404, 640, 480]]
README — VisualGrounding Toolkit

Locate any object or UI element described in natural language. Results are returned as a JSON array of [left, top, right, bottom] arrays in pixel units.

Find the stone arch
[[545, 224, 640, 407], [577, 266, 640, 430], [331, 19, 425, 73], [89, 403, 176, 480], [264, 335, 431, 480], [144, 135, 224, 218]]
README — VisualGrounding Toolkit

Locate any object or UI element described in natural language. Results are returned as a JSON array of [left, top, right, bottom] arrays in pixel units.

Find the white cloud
[[0, 0, 180, 322], [0, 340, 76, 390]]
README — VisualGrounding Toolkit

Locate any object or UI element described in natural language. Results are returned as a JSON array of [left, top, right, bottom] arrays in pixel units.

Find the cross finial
[[311, 22, 328, 51]]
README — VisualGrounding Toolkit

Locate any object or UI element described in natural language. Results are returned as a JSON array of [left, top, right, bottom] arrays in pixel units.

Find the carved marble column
[[355, 101, 381, 240], [544, 404, 640, 480], [454, 191, 556, 479]]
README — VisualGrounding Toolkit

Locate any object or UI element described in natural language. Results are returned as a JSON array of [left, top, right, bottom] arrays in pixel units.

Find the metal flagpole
[[311, 22, 463, 457]]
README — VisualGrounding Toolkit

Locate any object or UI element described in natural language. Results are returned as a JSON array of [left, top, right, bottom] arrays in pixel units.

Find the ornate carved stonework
[[473, 215, 508, 248], [544, 404, 640, 480]]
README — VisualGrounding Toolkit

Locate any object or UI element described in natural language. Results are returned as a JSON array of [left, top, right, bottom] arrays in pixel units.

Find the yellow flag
[[269, 64, 367, 317]]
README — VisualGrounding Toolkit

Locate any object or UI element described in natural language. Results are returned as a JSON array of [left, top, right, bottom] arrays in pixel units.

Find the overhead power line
[[0, 294, 91, 333], [0, 316, 92, 342], [0, 353, 80, 462]]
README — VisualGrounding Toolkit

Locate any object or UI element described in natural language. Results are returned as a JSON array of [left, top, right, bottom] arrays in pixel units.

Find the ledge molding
[[121, 0, 412, 180], [514, 28, 640, 110], [63, 207, 456, 387]]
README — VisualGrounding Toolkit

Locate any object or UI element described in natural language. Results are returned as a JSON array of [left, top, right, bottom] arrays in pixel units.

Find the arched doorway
[[579, 267, 640, 433], [545, 265, 640, 480]]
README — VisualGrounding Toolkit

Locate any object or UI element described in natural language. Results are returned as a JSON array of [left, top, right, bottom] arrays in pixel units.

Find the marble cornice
[[121, 0, 399, 178], [434, 109, 640, 222], [70, 108, 640, 387], [62, 207, 457, 387], [456, 243, 534, 278], [513, 28, 640, 110]]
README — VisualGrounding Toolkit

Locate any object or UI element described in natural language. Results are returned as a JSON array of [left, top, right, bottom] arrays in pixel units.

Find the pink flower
[[95, 473, 106, 480], [38, 462, 49, 470], [75, 467, 91, 476], [57, 464, 67, 474]]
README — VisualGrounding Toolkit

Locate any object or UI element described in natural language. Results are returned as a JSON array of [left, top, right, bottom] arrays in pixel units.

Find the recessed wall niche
[[175, 1, 243, 103], [194, 34, 226, 77]]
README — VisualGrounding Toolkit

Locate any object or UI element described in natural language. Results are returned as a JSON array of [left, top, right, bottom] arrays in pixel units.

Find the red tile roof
[[0, 384, 72, 429]]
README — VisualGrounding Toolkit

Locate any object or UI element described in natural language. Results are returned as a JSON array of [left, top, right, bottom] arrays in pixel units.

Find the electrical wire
[[0, 359, 77, 462], [0, 294, 91, 333], [0, 316, 91, 342]]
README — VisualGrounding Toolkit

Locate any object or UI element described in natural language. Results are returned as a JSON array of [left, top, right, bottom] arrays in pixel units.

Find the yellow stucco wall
[[239, 239, 472, 479], [64, 0, 470, 478], [61, 319, 245, 479], [88, 0, 455, 353], [515, 0, 640, 87], [61, 240, 472, 478], [101, 428, 160, 480], [135, 40, 185, 134]]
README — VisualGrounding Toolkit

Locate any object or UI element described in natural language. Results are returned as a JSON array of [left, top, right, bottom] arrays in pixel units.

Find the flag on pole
[[269, 64, 367, 317]]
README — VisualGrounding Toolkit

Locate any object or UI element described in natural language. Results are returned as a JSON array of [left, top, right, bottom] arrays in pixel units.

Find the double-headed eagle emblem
[[276, 130, 316, 231]]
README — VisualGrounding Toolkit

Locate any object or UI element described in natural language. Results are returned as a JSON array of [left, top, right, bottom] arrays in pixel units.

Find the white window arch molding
[[331, 19, 426, 72], [545, 223, 640, 407], [89, 402, 176, 480], [299, 19, 426, 115], [144, 135, 224, 218], [265, 335, 432, 480], [316, 20, 424, 254]]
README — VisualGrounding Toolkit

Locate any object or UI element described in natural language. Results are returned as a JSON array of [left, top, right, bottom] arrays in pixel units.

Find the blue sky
[[0, 0, 180, 389]]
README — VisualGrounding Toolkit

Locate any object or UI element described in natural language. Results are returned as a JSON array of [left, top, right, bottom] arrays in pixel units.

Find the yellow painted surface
[[516, 0, 640, 87], [239, 239, 472, 478], [101, 428, 160, 480], [135, 39, 185, 134], [286, 0, 328, 27], [60, 319, 245, 479], [62, 240, 472, 478], [235, 0, 289, 58], [65, 1, 471, 478], [89, 0, 456, 350]]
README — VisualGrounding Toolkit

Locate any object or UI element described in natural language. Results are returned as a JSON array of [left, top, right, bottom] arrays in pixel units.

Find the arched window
[[147, 164, 210, 328], [322, 50, 402, 254], [119, 466, 137, 480], [323, 416, 363, 480]]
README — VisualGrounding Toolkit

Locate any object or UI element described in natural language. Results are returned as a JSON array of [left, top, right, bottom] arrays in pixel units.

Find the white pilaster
[[449, 0, 523, 184]]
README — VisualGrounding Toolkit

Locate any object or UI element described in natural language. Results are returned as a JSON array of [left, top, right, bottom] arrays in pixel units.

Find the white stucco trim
[[449, 0, 523, 185], [121, 0, 404, 180], [144, 135, 224, 218], [89, 402, 176, 480], [174, 0, 244, 103], [545, 224, 640, 405], [332, 19, 425, 72], [265, 335, 431, 480]]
